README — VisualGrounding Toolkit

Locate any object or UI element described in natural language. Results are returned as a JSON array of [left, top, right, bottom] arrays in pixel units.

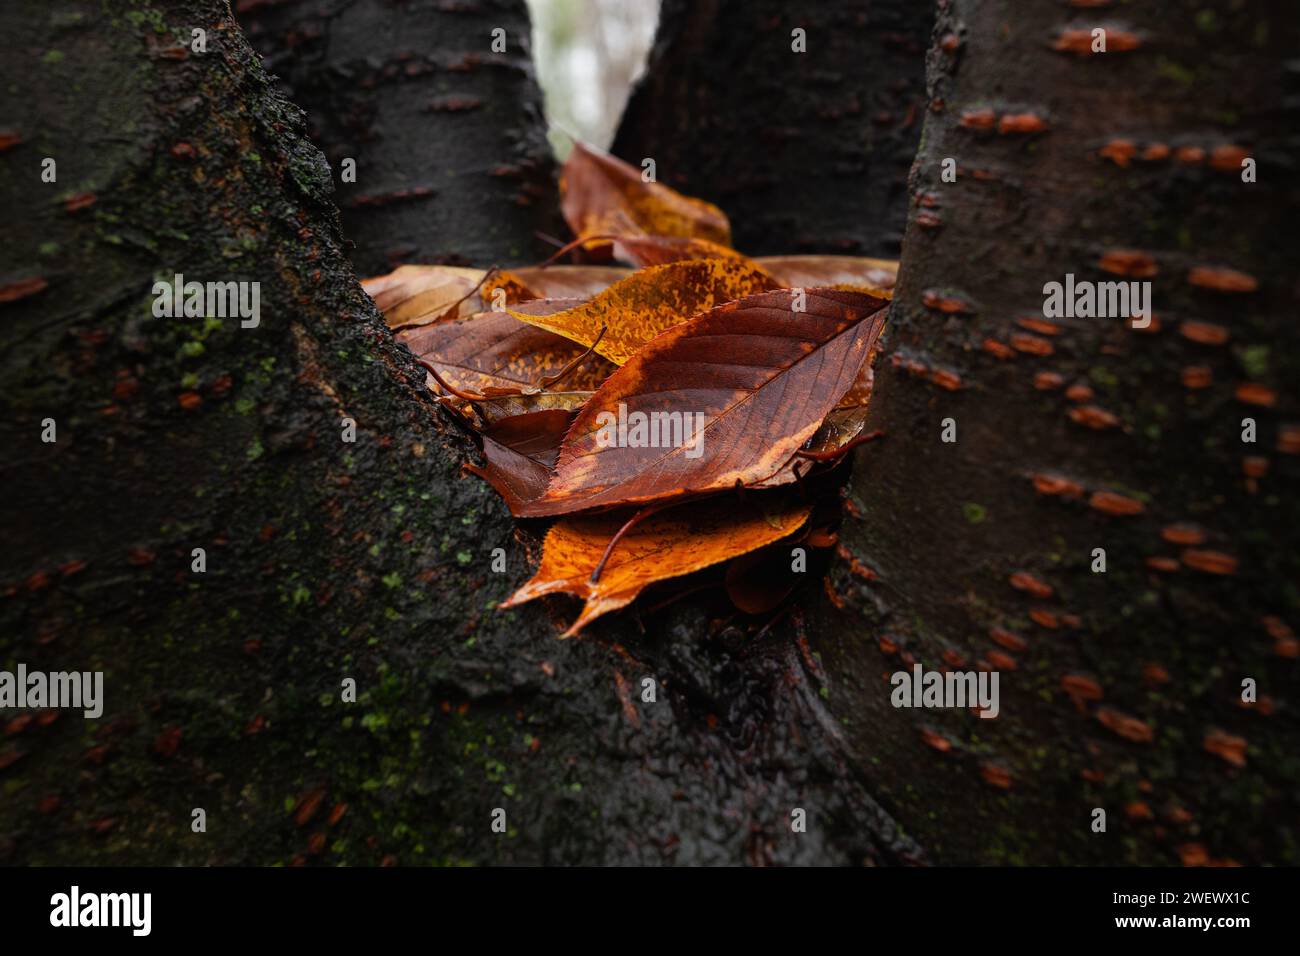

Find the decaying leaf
[[365, 263, 634, 331], [362, 264, 486, 329], [597, 237, 899, 296], [560, 141, 732, 250], [751, 345, 881, 489], [483, 265, 631, 305], [752, 408, 875, 489], [473, 390, 593, 425], [502, 497, 811, 635], [507, 258, 780, 365], [385, 144, 899, 637], [470, 409, 577, 516], [398, 306, 616, 396], [609, 234, 754, 268], [513, 288, 890, 517], [754, 255, 899, 292]]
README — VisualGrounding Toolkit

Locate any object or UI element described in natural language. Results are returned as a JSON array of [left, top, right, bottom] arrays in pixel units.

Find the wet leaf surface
[[362, 264, 486, 329], [507, 258, 780, 365], [560, 141, 732, 250], [514, 288, 890, 517], [398, 306, 615, 396], [502, 497, 811, 635]]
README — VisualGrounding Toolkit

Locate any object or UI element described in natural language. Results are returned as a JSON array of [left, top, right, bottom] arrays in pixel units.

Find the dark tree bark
[[0, 0, 917, 866], [5, 0, 1292, 869], [611, 0, 934, 258], [235, 0, 560, 275], [819, 0, 1300, 863]]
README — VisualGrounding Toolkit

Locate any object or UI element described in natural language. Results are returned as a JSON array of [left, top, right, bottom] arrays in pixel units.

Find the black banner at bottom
[[1, 865, 1287, 941]]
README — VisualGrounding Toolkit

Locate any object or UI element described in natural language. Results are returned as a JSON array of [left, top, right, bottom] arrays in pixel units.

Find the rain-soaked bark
[[611, 0, 933, 258], [822, 0, 1300, 863], [235, 0, 559, 275], [0, 0, 918, 865]]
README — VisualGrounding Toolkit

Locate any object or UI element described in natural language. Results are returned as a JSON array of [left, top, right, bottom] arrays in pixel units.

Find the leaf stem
[[589, 499, 679, 584], [793, 429, 885, 462], [533, 325, 606, 391], [416, 358, 488, 404]]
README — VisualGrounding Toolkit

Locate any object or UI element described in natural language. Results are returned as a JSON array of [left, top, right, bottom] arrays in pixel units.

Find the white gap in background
[[526, 0, 661, 156]]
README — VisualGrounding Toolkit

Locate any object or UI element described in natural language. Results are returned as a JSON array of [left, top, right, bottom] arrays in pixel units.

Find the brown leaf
[[366, 264, 631, 330], [751, 406, 873, 489], [361, 264, 486, 329], [483, 265, 631, 304], [473, 390, 593, 425], [753, 341, 882, 489], [513, 288, 890, 517], [398, 306, 615, 396], [601, 240, 899, 297], [560, 140, 732, 250], [502, 497, 811, 635], [472, 409, 577, 515], [507, 258, 780, 365], [753, 255, 899, 293], [609, 234, 755, 268]]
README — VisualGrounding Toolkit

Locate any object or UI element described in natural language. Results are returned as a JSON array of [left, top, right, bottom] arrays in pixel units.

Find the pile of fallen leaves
[[363, 142, 895, 635]]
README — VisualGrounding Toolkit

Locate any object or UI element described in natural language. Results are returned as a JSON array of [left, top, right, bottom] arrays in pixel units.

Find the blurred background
[[525, 0, 660, 155]]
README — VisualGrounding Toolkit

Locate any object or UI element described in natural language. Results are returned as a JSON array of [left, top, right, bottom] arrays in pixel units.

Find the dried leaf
[[751, 347, 880, 488], [472, 409, 576, 516], [398, 306, 615, 396], [754, 255, 899, 292], [513, 288, 890, 517], [751, 408, 872, 489], [609, 234, 754, 268], [362, 264, 486, 329], [502, 497, 811, 635], [473, 390, 593, 425], [560, 141, 732, 249], [366, 263, 633, 330], [507, 258, 780, 365], [484, 265, 631, 304], [600, 240, 899, 298]]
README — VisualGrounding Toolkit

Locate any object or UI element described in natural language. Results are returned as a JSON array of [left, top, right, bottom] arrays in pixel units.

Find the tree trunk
[[5, 0, 1292, 869], [822, 0, 1300, 863], [611, 0, 934, 258], [0, 0, 917, 866], [235, 0, 560, 275]]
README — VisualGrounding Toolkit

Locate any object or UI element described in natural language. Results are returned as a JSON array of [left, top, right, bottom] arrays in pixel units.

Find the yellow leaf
[[507, 258, 779, 365]]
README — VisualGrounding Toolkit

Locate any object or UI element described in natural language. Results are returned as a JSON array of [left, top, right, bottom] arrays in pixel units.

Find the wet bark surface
[[0, 0, 917, 866], [3, 0, 1293, 868], [235, 0, 560, 275], [823, 0, 1300, 863], [612, 0, 933, 258]]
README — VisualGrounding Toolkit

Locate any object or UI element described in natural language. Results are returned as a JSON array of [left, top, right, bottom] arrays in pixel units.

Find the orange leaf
[[366, 264, 632, 330], [502, 498, 811, 636], [560, 141, 731, 250], [472, 390, 592, 425]]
